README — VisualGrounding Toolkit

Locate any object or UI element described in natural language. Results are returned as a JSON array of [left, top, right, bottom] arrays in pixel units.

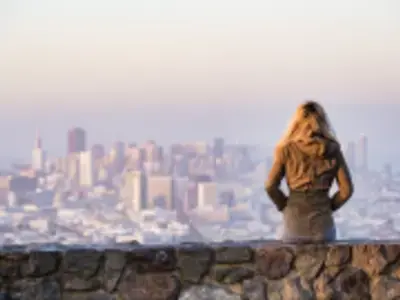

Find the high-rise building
[[66, 153, 80, 184], [143, 141, 163, 163], [126, 145, 145, 170], [197, 181, 217, 208], [120, 171, 147, 212], [31, 130, 46, 172], [110, 141, 126, 173], [184, 182, 198, 211], [173, 177, 189, 202], [170, 154, 189, 177], [67, 127, 86, 154], [357, 134, 368, 172], [91, 144, 105, 160], [170, 144, 184, 156], [213, 137, 225, 158], [147, 175, 175, 210], [112, 141, 125, 157], [79, 150, 95, 187]]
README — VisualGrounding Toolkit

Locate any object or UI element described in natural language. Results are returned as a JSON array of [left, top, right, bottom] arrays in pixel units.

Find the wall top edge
[[0, 239, 398, 253]]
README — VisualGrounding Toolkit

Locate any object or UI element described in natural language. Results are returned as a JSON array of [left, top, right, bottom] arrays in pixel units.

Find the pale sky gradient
[[0, 1, 400, 164], [1, 0, 400, 112]]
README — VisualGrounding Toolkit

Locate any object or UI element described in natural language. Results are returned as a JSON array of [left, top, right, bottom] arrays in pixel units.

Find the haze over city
[[0, 0, 399, 249]]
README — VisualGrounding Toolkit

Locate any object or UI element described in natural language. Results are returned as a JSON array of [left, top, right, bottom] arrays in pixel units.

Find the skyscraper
[[213, 137, 225, 159], [91, 144, 105, 160], [79, 150, 95, 187], [120, 170, 147, 212], [197, 182, 217, 208], [147, 175, 175, 210], [31, 130, 46, 172], [110, 141, 126, 173], [67, 127, 86, 154]]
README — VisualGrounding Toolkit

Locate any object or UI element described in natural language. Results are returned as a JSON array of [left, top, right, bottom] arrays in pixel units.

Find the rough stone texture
[[255, 246, 294, 279], [1, 242, 400, 299], [179, 284, 241, 300], [294, 244, 327, 280]]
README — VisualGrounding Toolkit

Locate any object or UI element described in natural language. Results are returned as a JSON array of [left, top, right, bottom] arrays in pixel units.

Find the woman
[[265, 101, 353, 242]]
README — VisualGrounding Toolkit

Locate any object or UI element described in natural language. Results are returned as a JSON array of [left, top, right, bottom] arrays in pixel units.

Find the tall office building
[[142, 141, 164, 174], [67, 127, 86, 154], [111, 141, 125, 158], [170, 154, 189, 177], [213, 137, 225, 158], [91, 144, 105, 160], [120, 171, 147, 212], [147, 175, 175, 210], [31, 130, 46, 172], [126, 145, 145, 170], [66, 153, 80, 184], [110, 141, 126, 173], [357, 134, 368, 172], [184, 182, 198, 211], [79, 150, 95, 187], [197, 182, 217, 208]]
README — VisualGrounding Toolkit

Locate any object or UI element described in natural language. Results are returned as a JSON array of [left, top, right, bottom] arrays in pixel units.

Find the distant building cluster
[[1, 129, 396, 245], [33, 129, 254, 210], [0, 127, 264, 245]]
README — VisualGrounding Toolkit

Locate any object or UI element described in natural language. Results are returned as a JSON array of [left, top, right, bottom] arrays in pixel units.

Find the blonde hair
[[278, 100, 338, 147]]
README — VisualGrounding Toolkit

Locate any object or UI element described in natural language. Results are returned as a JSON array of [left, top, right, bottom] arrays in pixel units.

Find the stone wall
[[0, 241, 400, 299]]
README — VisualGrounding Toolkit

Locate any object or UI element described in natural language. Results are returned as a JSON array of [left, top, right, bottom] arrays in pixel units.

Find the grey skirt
[[281, 190, 336, 242]]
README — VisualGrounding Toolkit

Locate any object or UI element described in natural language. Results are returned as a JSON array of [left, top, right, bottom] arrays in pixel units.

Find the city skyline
[[0, 103, 396, 170], [0, 122, 396, 247]]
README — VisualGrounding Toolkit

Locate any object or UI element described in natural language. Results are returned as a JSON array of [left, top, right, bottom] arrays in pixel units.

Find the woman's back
[[282, 136, 340, 192], [265, 101, 354, 242]]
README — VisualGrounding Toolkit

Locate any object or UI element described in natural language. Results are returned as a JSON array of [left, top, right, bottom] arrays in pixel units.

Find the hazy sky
[[0, 1, 400, 164], [2, 0, 400, 109]]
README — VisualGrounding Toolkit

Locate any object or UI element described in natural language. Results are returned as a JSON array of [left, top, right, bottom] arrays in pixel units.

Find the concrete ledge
[[0, 240, 399, 299]]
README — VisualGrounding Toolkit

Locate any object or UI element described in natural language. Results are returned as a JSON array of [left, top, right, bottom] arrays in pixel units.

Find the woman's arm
[[265, 146, 288, 211], [331, 149, 354, 211]]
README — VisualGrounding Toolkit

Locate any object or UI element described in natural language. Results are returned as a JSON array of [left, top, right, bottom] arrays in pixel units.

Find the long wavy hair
[[278, 100, 338, 147]]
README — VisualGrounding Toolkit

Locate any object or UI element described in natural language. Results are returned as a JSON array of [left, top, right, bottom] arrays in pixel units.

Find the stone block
[[255, 247, 294, 280], [127, 247, 176, 273], [117, 271, 180, 300], [177, 246, 213, 283], [0, 252, 29, 279], [215, 246, 253, 264], [213, 265, 255, 284], [62, 249, 103, 291], [21, 251, 61, 277], [353, 244, 400, 276], [294, 244, 327, 280]]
